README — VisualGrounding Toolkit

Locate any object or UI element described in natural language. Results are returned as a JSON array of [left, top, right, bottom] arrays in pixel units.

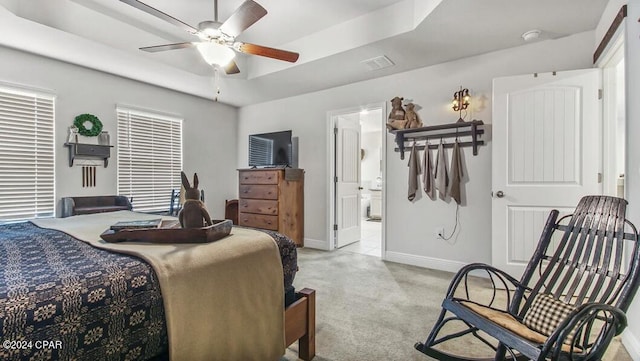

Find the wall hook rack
[[64, 142, 113, 167], [390, 120, 485, 160]]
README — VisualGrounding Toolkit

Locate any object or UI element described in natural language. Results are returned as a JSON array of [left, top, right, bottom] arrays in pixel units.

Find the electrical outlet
[[434, 227, 444, 239]]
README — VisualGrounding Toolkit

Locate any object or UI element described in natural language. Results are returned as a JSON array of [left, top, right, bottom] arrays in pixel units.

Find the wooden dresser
[[238, 168, 304, 246]]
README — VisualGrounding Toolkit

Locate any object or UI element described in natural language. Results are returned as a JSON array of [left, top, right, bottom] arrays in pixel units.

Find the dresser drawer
[[239, 170, 279, 185], [239, 199, 278, 215], [239, 185, 278, 200], [239, 213, 279, 231]]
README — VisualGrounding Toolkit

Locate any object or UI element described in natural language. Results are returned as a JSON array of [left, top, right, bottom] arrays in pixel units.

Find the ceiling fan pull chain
[[214, 66, 221, 102]]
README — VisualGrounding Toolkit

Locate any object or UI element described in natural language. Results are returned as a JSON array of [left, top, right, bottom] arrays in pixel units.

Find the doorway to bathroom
[[328, 104, 385, 258]]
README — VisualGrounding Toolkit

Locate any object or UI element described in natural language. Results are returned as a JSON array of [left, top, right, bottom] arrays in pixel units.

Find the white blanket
[[33, 211, 285, 361]]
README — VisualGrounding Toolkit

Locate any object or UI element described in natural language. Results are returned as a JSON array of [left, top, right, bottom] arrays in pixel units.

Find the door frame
[[596, 22, 626, 197], [594, 16, 633, 287], [326, 101, 387, 256]]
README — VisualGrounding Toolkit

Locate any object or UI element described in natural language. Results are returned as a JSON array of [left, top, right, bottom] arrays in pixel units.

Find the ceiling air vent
[[361, 55, 395, 71]]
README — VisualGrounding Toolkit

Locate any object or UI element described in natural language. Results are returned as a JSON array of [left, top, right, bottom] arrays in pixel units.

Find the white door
[[492, 69, 602, 279], [335, 114, 362, 248]]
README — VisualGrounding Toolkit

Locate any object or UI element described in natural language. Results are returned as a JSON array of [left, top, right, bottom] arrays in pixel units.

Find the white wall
[[238, 31, 595, 263], [0, 46, 238, 218], [621, 1, 640, 359], [360, 131, 382, 194]]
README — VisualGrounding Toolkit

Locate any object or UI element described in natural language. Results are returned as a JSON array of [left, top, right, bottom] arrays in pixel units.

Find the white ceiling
[[143, 0, 407, 46], [0, 0, 607, 106]]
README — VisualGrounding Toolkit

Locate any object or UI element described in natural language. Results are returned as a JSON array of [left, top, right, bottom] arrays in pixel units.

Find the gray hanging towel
[[407, 142, 421, 201], [449, 140, 464, 204], [434, 140, 448, 200], [422, 144, 436, 200]]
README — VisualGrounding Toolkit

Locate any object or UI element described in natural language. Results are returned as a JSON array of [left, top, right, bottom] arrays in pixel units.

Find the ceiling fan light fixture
[[203, 28, 222, 38], [199, 21, 223, 38], [196, 42, 236, 66]]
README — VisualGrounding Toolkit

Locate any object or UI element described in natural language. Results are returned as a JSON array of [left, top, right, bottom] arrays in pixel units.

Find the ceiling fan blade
[[140, 42, 196, 53], [120, 0, 199, 35], [236, 43, 299, 63], [224, 61, 241, 75], [219, 0, 267, 37]]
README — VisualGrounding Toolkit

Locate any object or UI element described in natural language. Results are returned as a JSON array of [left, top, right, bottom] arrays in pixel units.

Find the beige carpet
[[282, 249, 633, 361]]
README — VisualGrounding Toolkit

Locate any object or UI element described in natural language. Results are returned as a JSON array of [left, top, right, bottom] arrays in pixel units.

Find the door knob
[[358, 186, 364, 190], [495, 191, 505, 198]]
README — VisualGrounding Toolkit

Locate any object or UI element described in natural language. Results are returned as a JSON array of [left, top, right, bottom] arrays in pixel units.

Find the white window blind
[[0, 86, 55, 221], [117, 108, 182, 212], [249, 136, 273, 166]]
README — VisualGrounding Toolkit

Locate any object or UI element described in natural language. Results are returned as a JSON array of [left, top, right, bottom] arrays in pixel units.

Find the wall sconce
[[452, 87, 470, 123]]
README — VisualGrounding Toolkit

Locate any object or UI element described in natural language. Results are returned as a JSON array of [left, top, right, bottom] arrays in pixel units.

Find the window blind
[[248, 136, 273, 166], [117, 108, 182, 212], [0, 87, 55, 221]]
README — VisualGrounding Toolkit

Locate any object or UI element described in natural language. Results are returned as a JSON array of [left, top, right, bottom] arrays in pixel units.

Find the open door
[[492, 69, 602, 279], [335, 114, 361, 248]]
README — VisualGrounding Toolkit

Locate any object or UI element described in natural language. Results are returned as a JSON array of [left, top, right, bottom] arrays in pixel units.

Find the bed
[[0, 211, 315, 361]]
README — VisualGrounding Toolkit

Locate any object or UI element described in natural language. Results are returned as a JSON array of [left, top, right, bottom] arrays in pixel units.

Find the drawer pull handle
[[243, 190, 248, 193]]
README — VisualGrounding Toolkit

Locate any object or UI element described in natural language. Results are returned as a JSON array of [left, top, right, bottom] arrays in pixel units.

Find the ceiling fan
[[120, 0, 300, 75]]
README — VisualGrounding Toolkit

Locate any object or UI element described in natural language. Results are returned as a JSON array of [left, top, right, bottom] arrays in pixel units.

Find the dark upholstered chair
[[169, 189, 181, 216], [61, 196, 133, 218], [416, 196, 640, 361]]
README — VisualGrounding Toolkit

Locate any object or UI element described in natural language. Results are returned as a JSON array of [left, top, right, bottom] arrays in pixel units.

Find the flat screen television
[[248, 130, 292, 167]]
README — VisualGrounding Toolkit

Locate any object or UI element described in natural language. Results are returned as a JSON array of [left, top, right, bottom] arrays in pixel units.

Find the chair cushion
[[460, 301, 578, 353], [523, 294, 577, 340]]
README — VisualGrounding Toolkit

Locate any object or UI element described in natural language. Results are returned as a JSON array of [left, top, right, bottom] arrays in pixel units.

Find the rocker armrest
[[447, 263, 530, 314], [447, 263, 524, 298], [113, 196, 132, 207], [61, 197, 76, 218], [543, 303, 627, 360]]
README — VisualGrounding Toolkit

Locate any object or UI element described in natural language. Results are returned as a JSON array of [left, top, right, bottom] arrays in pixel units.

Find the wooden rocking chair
[[416, 196, 640, 361]]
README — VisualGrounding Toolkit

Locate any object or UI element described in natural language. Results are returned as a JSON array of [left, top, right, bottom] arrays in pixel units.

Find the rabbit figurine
[[178, 171, 213, 228]]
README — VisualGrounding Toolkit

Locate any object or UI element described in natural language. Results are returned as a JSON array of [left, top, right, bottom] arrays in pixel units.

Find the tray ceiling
[[0, 0, 607, 106]]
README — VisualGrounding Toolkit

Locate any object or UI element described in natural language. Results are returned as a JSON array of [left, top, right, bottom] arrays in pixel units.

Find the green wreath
[[74, 114, 103, 137]]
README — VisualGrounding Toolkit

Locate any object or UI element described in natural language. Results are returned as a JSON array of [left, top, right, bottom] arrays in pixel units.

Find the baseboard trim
[[303, 238, 329, 250], [384, 251, 467, 274], [623, 330, 640, 361]]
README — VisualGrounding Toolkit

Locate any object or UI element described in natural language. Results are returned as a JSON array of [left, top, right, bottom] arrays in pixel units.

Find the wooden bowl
[[100, 219, 233, 244]]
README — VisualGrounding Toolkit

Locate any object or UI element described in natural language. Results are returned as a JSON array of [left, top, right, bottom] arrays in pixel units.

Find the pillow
[[523, 293, 577, 340]]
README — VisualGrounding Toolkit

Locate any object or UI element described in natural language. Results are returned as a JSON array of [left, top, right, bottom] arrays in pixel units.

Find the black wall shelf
[[390, 120, 485, 159], [64, 143, 113, 167]]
